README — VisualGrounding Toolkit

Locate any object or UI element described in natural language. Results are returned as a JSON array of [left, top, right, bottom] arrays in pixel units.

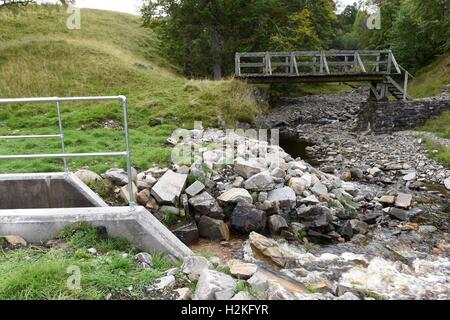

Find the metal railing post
[[121, 96, 136, 209], [56, 100, 68, 173], [0, 95, 137, 208]]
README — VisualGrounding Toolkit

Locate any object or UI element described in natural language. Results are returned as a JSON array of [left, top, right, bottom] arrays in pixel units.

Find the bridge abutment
[[357, 99, 450, 133]]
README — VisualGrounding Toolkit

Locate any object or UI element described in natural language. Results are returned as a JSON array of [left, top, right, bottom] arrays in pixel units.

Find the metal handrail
[[0, 95, 136, 207]]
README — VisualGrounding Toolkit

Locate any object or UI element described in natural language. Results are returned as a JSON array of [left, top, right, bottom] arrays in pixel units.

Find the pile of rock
[[76, 128, 425, 246]]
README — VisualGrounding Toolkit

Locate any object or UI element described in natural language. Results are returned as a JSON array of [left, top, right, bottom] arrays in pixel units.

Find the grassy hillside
[[409, 53, 450, 99], [410, 52, 450, 167], [0, 5, 262, 173]]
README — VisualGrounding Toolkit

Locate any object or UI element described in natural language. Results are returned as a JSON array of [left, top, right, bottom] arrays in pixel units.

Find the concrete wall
[[0, 206, 192, 262], [0, 173, 107, 209], [357, 99, 450, 133]]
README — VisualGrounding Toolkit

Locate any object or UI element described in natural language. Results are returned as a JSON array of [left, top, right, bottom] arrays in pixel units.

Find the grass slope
[[408, 53, 450, 99], [0, 224, 174, 300], [409, 52, 450, 167], [0, 5, 262, 173]]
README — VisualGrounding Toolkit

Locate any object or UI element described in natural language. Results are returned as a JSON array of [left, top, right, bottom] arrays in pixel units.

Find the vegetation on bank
[[0, 6, 263, 173], [408, 53, 450, 99], [0, 224, 174, 300]]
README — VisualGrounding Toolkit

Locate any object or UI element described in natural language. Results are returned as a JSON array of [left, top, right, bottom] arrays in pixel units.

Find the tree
[[0, 0, 35, 8], [142, 0, 338, 79]]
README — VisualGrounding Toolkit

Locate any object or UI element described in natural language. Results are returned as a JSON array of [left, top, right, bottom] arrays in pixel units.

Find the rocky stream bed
[[62, 89, 449, 300]]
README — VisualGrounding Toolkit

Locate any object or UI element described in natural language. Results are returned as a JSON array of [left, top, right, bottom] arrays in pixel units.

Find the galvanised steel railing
[[0, 95, 136, 207]]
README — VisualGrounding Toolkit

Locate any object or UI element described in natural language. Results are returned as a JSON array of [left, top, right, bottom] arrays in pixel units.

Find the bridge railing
[[235, 50, 402, 77]]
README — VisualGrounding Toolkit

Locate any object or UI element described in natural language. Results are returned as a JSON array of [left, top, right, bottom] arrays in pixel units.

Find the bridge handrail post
[[235, 53, 241, 77], [403, 71, 409, 101]]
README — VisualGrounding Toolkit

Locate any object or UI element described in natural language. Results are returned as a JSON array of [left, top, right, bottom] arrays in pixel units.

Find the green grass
[[408, 53, 450, 99], [0, 223, 173, 300], [424, 139, 450, 168], [0, 5, 263, 173], [419, 110, 450, 140]]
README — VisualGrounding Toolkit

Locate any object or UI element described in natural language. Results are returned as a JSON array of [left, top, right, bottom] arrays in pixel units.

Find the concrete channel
[[0, 172, 192, 261]]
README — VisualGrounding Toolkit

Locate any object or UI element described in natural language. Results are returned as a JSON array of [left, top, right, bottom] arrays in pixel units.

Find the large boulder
[[185, 180, 205, 198], [136, 172, 157, 189], [172, 221, 199, 245], [230, 202, 267, 234], [75, 169, 102, 184], [297, 205, 332, 228], [198, 216, 230, 241], [310, 181, 328, 197], [189, 191, 223, 218], [249, 232, 296, 268], [267, 187, 296, 208], [233, 158, 266, 179], [288, 177, 307, 195], [151, 170, 187, 205], [244, 171, 275, 191], [227, 259, 258, 280], [104, 168, 129, 186], [217, 188, 253, 205], [268, 215, 289, 234], [193, 269, 237, 300]]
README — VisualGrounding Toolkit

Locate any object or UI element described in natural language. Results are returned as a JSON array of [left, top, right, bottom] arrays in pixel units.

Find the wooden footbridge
[[235, 50, 413, 101]]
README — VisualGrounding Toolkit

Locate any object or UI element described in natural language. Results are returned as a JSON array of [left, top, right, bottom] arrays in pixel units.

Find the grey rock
[[271, 167, 286, 179], [159, 205, 180, 216], [136, 173, 157, 189], [299, 195, 320, 204], [267, 187, 296, 208], [185, 180, 205, 197], [193, 270, 237, 300], [350, 168, 364, 180], [267, 284, 297, 300], [350, 219, 369, 234], [233, 176, 245, 188], [135, 252, 153, 270], [151, 170, 187, 205], [198, 216, 230, 241], [75, 169, 102, 184], [244, 171, 275, 191], [173, 221, 199, 245], [148, 275, 176, 291], [182, 256, 211, 280], [217, 188, 253, 205], [268, 215, 289, 234], [445, 178, 450, 190], [189, 191, 223, 218], [418, 225, 437, 234], [311, 181, 328, 197], [247, 272, 269, 298], [227, 259, 258, 280], [289, 177, 307, 195], [395, 193, 412, 209], [231, 202, 267, 234], [403, 172, 417, 181], [297, 205, 332, 228], [389, 208, 409, 221], [234, 158, 266, 179], [104, 168, 129, 186]]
